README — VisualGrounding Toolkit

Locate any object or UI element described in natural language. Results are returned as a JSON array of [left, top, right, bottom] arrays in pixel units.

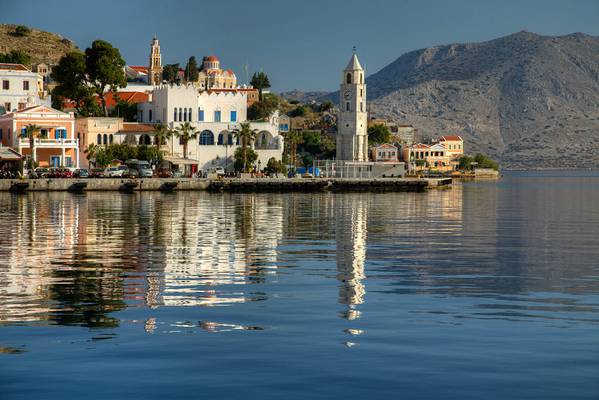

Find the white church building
[[137, 84, 283, 172]]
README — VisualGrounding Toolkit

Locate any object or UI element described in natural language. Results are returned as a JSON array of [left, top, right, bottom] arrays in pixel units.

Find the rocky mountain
[[364, 31, 599, 168], [280, 89, 330, 103], [0, 24, 77, 66]]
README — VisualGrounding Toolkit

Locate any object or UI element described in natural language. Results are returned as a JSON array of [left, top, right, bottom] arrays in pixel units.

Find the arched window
[[235, 135, 240, 145], [228, 133, 233, 145], [346, 73, 351, 84], [360, 74, 363, 84], [109, 134, 114, 144], [103, 134, 108, 145], [174, 108, 178, 122], [139, 134, 151, 145], [188, 108, 193, 121], [346, 102, 350, 111], [97, 134, 101, 144], [199, 130, 214, 145], [149, 109, 153, 122], [178, 108, 183, 122], [217, 133, 224, 145]]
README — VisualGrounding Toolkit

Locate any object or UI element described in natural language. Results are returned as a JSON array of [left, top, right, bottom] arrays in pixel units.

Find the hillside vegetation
[[0, 24, 77, 66]]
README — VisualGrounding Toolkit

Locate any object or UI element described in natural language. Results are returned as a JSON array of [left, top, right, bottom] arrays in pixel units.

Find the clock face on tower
[[343, 90, 352, 101]]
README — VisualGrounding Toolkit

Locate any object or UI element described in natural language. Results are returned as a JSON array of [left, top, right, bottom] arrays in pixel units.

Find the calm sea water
[[0, 171, 598, 399]]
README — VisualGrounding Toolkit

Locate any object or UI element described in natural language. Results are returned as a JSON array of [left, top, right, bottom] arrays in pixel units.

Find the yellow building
[[197, 56, 237, 90]]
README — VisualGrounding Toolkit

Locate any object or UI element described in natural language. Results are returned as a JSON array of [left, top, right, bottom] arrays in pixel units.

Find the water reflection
[[1, 173, 599, 330]]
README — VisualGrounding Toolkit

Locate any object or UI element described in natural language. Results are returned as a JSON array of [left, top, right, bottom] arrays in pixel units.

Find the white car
[[104, 165, 127, 177], [213, 167, 225, 176]]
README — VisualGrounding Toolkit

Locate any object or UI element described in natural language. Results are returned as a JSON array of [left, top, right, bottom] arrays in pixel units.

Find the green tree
[[162, 63, 180, 83], [174, 122, 199, 159], [285, 130, 304, 168], [0, 49, 31, 65], [458, 155, 474, 171], [250, 71, 271, 100], [368, 124, 391, 145], [51, 51, 97, 115], [320, 100, 334, 112], [288, 104, 308, 117], [84, 143, 100, 167], [13, 25, 31, 37], [137, 145, 163, 163], [24, 124, 41, 165], [265, 157, 286, 174], [474, 153, 499, 170], [247, 93, 279, 121], [184, 56, 199, 82], [152, 123, 172, 150], [85, 40, 127, 116], [109, 94, 138, 121], [233, 147, 258, 172], [232, 122, 258, 172]]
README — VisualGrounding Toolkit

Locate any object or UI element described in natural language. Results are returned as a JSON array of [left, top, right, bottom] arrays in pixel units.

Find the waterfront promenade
[[0, 177, 451, 193]]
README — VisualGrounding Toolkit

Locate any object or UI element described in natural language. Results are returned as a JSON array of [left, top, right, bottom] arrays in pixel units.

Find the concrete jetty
[[0, 177, 451, 193]]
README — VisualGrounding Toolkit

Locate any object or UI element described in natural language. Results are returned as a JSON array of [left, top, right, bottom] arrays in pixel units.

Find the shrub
[[13, 25, 31, 37]]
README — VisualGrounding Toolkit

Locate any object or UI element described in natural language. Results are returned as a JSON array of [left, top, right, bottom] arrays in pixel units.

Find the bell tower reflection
[[335, 194, 368, 321]]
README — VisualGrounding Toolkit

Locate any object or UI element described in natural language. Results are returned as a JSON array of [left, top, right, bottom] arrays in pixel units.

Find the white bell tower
[[337, 49, 368, 161]]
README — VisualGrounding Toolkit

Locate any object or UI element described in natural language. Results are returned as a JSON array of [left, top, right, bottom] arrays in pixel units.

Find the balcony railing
[[19, 138, 78, 148]]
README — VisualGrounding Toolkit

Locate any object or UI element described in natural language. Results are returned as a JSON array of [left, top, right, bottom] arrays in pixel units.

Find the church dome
[[205, 55, 219, 62]]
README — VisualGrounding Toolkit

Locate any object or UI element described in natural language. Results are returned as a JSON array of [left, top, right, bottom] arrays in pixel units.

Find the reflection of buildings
[[335, 194, 368, 321]]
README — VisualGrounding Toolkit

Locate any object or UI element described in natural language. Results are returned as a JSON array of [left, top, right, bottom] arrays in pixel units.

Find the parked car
[[32, 168, 50, 178], [74, 169, 90, 178], [139, 166, 153, 178], [123, 168, 139, 178], [90, 168, 105, 178], [213, 167, 225, 177], [157, 169, 173, 178], [58, 168, 74, 178], [105, 165, 127, 177]]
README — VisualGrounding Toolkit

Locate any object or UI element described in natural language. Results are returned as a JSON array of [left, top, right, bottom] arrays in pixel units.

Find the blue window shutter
[[231, 111, 237, 122], [21, 128, 27, 138]]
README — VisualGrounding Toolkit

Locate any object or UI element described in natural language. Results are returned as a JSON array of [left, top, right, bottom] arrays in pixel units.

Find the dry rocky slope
[[366, 31, 599, 168], [0, 24, 77, 66]]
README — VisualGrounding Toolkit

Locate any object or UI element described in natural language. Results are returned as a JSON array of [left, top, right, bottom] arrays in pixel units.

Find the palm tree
[[232, 122, 258, 172], [84, 143, 100, 167], [285, 130, 304, 169], [174, 122, 199, 159], [152, 123, 173, 151], [24, 124, 41, 165]]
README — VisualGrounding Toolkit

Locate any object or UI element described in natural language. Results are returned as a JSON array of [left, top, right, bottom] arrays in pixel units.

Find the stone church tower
[[148, 36, 163, 86], [336, 50, 368, 161]]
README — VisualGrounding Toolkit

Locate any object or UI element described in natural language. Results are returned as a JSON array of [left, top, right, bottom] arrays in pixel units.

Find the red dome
[[205, 55, 219, 62]]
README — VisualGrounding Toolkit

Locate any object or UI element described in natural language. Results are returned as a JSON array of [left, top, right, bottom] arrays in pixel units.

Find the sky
[[2, 0, 599, 92]]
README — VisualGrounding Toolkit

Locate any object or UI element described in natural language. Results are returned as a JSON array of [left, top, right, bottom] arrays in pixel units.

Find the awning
[[164, 156, 199, 165], [0, 147, 23, 161]]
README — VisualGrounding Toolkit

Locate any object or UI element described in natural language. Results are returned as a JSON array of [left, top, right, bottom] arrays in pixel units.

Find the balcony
[[19, 138, 78, 148]]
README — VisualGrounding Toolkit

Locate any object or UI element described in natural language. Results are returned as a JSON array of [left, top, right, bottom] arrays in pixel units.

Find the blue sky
[[2, 0, 598, 92]]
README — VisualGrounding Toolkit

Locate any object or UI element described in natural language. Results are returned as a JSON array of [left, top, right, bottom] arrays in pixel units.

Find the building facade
[[197, 56, 237, 90], [402, 142, 453, 172], [337, 52, 368, 161], [137, 84, 283, 172], [0, 105, 78, 168], [0, 64, 49, 114], [370, 143, 399, 162]]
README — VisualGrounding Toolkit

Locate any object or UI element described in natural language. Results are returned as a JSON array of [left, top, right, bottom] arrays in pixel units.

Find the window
[[188, 108, 193, 121], [360, 74, 363, 84], [139, 110, 144, 122], [346, 102, 350, 111], [21, 128, 26, 138], [149, 109, 153, 122], [199, 130, 214, 145], [103, 134, 108, 145], [183, 108, 187, 122], [214, 110, 221, 122], [4, 103, 10, 112], [2, 80, 9, 90], [18, 103, 25, 110], [23, 81, 29, 91], [65, 156, 73, 168], [346, 73, 351, 84], [217, 133, 224, 145], [360, 89, 363, 97], [198, 108, 204, 121], [109, 134, 114, 144], [174, 108, 178, 121], [227, 133, 233, 145], [230, 110, 237, 122], [179, 108, 183, 122], [360, 102, 363, 112], [97, 134, 102, 144]]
